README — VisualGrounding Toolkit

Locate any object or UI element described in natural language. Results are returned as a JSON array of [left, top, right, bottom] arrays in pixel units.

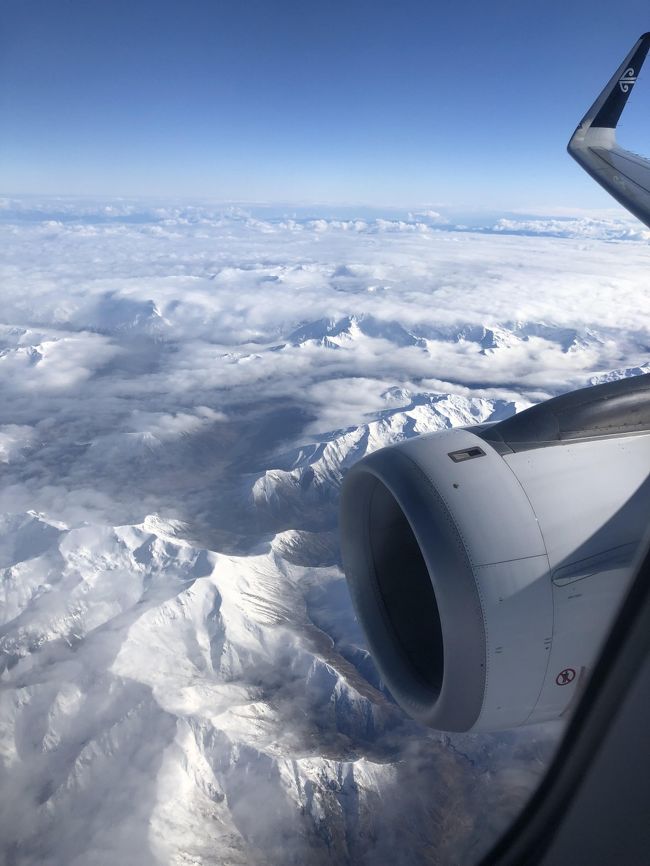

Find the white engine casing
[[340, 380, 650, 732]]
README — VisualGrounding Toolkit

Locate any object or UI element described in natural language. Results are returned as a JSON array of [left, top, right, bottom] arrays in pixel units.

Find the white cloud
[[0, 424, 37, 463], [493, 215, 650, 241], [0, 331, 120, 393], [127, 408, 227, 439]]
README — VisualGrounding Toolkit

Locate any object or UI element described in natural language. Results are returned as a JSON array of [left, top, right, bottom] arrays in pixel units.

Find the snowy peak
[[286, 315, 427, 349], [72, 291, 170, 335], [282, 315, 609, 359], [249, 390, 522, 528]]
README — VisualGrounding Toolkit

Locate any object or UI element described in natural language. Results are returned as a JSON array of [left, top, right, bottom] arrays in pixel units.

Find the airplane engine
[[339, 375, 650, 731]]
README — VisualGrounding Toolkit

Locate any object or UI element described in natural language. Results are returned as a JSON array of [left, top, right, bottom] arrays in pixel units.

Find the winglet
[[568, 33, 650, 229], [585, 32, 650, 130]]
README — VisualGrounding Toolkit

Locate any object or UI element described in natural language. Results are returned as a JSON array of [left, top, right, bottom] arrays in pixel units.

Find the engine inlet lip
[[340, 446, 486, 731]]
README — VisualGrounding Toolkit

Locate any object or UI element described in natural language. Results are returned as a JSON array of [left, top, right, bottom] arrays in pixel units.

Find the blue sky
[[1, 0, 649, 210]]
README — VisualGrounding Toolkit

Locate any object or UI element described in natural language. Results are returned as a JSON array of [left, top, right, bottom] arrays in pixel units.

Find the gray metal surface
[[504, 434, 650, 724], [476, 373, 650, 453]]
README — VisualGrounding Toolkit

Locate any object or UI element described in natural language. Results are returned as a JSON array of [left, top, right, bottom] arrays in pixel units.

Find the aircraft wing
[[568, 32, 650, 227]]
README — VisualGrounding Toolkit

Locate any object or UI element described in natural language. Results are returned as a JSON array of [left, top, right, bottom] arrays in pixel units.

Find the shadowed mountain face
[[0, 200, 648, 865]]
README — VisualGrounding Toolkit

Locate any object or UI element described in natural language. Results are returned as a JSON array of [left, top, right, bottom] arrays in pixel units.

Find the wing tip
[[574, 32, 650, 133], [567, 32, 650, 228]]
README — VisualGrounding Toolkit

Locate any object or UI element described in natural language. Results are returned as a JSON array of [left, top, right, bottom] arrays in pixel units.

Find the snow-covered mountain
[[0, 200, 648, 865], [250, 390, 523, 528], [0, 410, 554, 866]]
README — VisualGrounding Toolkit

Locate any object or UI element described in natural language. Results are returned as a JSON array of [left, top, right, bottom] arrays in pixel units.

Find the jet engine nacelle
[[339, 375, 650, 732]]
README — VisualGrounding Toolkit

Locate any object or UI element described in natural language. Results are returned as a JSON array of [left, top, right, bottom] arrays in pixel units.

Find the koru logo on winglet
[[618, 67, 637, 93]]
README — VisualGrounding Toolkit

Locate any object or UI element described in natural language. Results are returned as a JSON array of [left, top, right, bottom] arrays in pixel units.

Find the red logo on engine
[[555, 668, 576, 686]]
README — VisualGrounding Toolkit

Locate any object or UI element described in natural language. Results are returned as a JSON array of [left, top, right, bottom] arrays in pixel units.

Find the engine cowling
[[339, 375, 650, 731]]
